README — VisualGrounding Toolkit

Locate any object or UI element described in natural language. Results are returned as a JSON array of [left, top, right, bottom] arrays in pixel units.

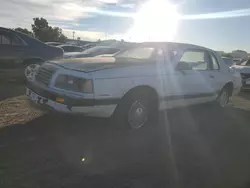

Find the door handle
[[209, 75, 215, 78]]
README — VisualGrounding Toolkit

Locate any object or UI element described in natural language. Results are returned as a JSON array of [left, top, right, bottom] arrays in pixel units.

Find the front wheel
[[113, 90, 158, 130], [24, 63, 40, 81], [216, 88, 230, 107]]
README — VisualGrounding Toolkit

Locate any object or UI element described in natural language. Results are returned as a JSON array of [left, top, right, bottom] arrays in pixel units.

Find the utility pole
[[73, 31, 75, 40]]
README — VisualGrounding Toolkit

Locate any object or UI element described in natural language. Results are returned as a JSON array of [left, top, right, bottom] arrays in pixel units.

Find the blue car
[[0, 27, 63, 81]]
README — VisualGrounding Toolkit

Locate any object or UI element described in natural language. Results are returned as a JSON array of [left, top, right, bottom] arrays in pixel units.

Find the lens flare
[[126, 0, 180, 42]]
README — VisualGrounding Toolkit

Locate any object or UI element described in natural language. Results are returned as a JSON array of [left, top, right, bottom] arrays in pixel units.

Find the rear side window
[[0, 32, 24, 45], [62, 46, 71, 52], [210, 53, 220, 70], [12, 35, 24, 45], [72, 47, 83, 52], [1, 35, 11, 44], [180, 50, 208, 70]]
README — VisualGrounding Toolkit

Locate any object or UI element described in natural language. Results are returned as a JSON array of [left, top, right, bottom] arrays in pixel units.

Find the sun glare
[[126, 0, 180, 42]]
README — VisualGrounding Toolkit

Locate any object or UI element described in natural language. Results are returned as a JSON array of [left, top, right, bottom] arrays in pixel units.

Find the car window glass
[[62, 46, 70, 52], [246, 59, 250, 66], [82, 46, 105, 54], [222, 58, 233, 66], [180, 50, 208, 70], [115, 47, 155, 59], [211, 54, 219, 70], [12, 35, 23, 45], [73, 47, 82, 52], [72, 47, 78, 52], [0, 34, 11, 44], [105, 48, 119, 54]]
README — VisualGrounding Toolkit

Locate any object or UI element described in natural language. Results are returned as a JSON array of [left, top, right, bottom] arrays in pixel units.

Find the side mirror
[[175, 61, 192, 70]]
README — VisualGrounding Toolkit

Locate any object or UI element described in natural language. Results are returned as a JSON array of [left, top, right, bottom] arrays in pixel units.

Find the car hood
[[50, 57, 150, 72], [63, 52, 81, 58], [63, 52, 96, 58], [50, 57, 119, 72], [231, 65, 250, 73]]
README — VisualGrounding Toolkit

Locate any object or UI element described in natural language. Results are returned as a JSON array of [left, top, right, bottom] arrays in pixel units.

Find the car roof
[[140, 41, 212, 51], [0, 27, 13, 32], [58, 44, 82, 48], [46, 42, 62, 44]]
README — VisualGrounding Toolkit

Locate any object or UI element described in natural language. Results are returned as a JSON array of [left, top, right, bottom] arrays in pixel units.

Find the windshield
[[82, 46, 106, 54], [115, 47, 155, 59], [82, 46, 118, 55]]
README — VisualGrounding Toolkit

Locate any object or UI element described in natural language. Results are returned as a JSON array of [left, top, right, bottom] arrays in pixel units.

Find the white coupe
[[26, 42, 242, 129]]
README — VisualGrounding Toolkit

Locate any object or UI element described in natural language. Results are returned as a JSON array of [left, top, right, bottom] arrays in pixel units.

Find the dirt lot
[[1, 83, 250, 188]]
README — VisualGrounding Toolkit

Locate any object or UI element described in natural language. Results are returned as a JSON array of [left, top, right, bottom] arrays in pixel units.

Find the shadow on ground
[[0, 82, 25, 101], [239, 91, 250, 101], [1, 105, 250, 188]]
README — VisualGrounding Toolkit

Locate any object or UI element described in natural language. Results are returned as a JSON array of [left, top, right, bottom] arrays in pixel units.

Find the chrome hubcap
[[25, 64, 40, 81], [218, 91, 229, 107], [128, 101, 148, 129]]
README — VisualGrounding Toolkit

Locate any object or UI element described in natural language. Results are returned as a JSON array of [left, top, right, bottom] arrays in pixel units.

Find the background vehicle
[[58, 45, 84, 53], [65, 40, 90, 47], [231, 59, 250, 90], [45, 42, 63, 46], [82, 43, 97, 50], [63, 46, 121, 59], [0, 27, 63, 81], [222, 57, 234, 67], [27, 42, 241, 130]]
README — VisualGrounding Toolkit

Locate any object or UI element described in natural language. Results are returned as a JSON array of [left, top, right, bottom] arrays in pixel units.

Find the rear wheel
[[113, 89, 158, 130]]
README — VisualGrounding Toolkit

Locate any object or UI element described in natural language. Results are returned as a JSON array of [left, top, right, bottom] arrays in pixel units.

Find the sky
[[2, 0, 250, 52]]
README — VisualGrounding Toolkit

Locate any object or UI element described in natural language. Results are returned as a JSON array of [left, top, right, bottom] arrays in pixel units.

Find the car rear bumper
[[26, 83, 117, 117]]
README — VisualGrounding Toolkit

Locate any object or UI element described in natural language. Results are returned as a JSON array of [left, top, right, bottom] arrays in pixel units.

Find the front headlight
[[55, 75, 93, 93]]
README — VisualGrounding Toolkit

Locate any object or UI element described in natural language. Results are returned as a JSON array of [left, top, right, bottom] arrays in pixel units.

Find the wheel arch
[[121, 85, 160, 107]]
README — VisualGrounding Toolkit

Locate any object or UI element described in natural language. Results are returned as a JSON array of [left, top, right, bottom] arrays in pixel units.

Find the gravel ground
[[0, 83, 43, 128], [1, 84, 250, 188]]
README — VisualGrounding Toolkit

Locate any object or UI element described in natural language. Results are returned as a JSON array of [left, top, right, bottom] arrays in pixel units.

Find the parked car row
[[0, 27, 63, 81], [0, 27, 133, 81], [231, 59, 250, 91], [221, 56, 250, 91], [0, 26, 245, 130], [26, 42, 242, 130]]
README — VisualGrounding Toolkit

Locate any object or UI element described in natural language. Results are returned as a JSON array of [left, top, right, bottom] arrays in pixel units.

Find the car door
[[162, 48, 216, 108], [0, 30, 27, 69]]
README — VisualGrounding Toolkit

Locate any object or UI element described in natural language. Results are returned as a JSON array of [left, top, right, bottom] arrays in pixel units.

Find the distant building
[[231, 50, 248, 60], [216, 51, 225, 56]]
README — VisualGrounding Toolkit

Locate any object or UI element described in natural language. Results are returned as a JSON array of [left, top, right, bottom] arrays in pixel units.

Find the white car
[[231, 59, 250, 90], [26, 42, 241, 129]]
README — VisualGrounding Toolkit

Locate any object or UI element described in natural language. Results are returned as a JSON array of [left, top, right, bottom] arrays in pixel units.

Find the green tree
[[14, 27, 34, 37], [31, 17, 67, 42]]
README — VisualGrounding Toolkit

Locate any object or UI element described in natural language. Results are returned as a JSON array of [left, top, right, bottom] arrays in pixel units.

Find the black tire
[[215, 87, 230, 107], [112, 89, 158, 130]]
